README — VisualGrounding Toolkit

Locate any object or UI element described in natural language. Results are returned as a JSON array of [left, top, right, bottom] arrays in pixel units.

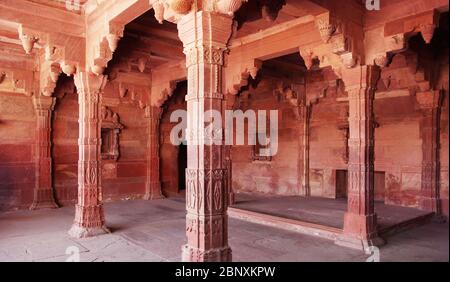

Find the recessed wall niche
[[101, 106, 124, 161]]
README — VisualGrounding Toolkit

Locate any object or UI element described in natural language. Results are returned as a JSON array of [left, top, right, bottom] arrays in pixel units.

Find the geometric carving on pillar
[[144, 106, 165, 200], [178, 11, 235, 262], [335, 65, 385, 251], [416, 90, 446, 221], [69, 72, 109, 238], [30, 96, 59, 210]]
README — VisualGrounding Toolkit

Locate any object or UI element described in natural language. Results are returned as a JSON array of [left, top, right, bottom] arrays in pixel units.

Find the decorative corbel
[[153, 0, 166, 24], [226, 59, 262, 95], [89, 23, 124, 76], [18, 25, 39, 55], [138, 57, 148, 73], [169, 0, 194, 14], [315, 15, 337, 44], [299, 48, 316, 70], [419, 23, 436, 44], [61, 61, 77, 76], [215, 0, 248, 16], [107, 24, 124, 53], [50, 64, 62, 83]]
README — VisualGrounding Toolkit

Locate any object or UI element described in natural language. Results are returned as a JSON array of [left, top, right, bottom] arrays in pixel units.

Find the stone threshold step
[[228, 207, 342, 241]]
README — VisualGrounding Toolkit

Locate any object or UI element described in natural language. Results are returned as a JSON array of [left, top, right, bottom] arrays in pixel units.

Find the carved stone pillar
[[30, 96, 59, 210], [225, 94, 236, 206], [144, 106, 164, 200], [69, 72, 109, 238], [178, 11, 234, 262], [298, 104, 311, 197], [416, 90, 445, 219], [336, 65, 384, 251]]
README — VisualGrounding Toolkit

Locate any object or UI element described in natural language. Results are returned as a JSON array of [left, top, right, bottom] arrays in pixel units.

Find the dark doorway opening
[[374, 171, 386, 203], [178, 143, 187, 191], [335, 169, 386, 202], [336, 170, 348, 199]]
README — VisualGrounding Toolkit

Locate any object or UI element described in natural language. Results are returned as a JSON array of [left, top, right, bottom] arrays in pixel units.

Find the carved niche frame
[[101, 106, 124, 161]]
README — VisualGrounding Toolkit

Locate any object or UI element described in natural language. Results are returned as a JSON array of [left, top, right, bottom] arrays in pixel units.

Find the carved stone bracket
[[151, 0, 248, 23], [367, 10, 441, 68], [88, 23, 125, 75], [225, 59, 262, 95]]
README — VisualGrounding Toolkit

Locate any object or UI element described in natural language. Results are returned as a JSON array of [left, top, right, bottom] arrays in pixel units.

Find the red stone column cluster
[[178, 11, 233, 262], [69, 72, 109, 238], [416, 90, 445, 218], [336, 65, 384, 250], [30, 96, 59, 210], [144, 106, 164, 200]]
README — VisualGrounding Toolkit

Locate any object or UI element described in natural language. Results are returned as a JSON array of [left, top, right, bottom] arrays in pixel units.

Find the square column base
[[143, 193, 165, 201], [144, 182, 165, 200], [335, 233, 385, 252], [68, 224, 110, 239], [30, 201, 59, 210], [30, 188, 59, 210], [335, 212, 385, 252], [182, 245, 232, 262]]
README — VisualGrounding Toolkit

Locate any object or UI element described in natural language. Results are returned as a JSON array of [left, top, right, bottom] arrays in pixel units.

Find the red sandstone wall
[[0, 93, 35, 210], [232, 77, 300, 195], [307, 70, 347, 198], [374, 96, 423, 207], [102, 83, 149, 202]]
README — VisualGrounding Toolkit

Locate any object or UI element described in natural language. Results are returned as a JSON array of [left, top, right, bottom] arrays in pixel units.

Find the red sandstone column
[[416, 90, 445, 219], [30, 96, 59, 210], [144, 106, 164, 200], [225, 94, 236, 206], [69, 72, 109, 238], [298, 104, 311, 197], [336, 65, 384, 250], [178, 11, 233, 262]]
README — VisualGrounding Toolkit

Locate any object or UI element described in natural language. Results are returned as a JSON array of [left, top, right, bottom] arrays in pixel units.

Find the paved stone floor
[[0, 198, 448, 262], [232, 193, 431, 229]]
